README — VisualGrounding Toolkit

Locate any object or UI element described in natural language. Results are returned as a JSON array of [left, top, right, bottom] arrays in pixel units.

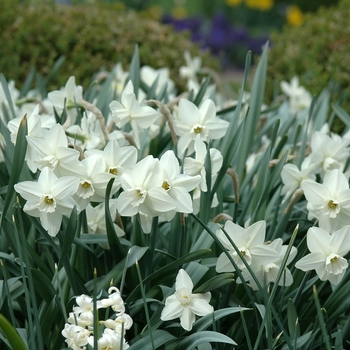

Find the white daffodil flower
[[14, 167, 79, 236], [179, 50, 202, 83], [26, 123, 80, 177], [301, 169, 350, 232], [66, 113, 103, 151], [307, 130, 350, 177], [61, 154, 117, 210], [216, 220, 280, 273], [183, 135, 223, 192], [160, 269, 213, 331], [86, 200, 125, 249], [111, 62, 129, 97], [140, 65, 176, 96], [85, 138, 138, 191], [116, 155, 177, 218], [280, 158, 317, 202], [48, 76, 83, 125], [173, 98, 229, 158], [159, 150, 201, 221], [280, 76, 312, 114], [7, 104, 44, 172], [295, 226, 350, 285], [239, 238, 297, 290], [109, 80, 160, 149]]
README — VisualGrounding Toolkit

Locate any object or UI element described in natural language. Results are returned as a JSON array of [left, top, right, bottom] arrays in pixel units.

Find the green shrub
[[267, 0, 350, 108], [0, 0, 220, 91]]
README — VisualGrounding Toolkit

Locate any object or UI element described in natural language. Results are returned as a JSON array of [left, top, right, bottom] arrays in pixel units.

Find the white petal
[[161, 296, 183, 321], [190, 296, 213, 316], [175, 269, 193, 291], [307, 227, 331, 255], [179, 306, 195, 331], [295, 252, 325, 272]]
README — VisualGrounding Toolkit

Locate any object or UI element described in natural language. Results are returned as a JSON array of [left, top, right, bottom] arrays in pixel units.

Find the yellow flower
[[226, 0, 242, 6], [245, 0, 273, 11], [171, 6, 188, 20], [286, 5, 303, 26]]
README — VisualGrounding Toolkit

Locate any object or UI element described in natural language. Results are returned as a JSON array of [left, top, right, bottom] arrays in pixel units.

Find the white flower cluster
[[62, 287, 132, 350], [10, 54, 229, 236], [216, 220, 297, 290]]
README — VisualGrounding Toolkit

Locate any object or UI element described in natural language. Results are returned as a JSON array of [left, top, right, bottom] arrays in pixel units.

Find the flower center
[[328, 200, 337, 209], [45, 196, 54, 204], [162, 181, 171, 191], [325, 253, 348, 275], [326, 199, 340, 219], [233, 247, 252, 269], [77, 180, 94, 199], [109, 167, 118, 175], [39, 195, 56, 213], [193, 126, 202, 134]]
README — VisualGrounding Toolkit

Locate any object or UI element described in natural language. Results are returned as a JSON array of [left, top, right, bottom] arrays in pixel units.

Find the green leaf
[[129, 45, 140, 99], [0, 313, 28, 350], [128, 329, 175, 350], [236, 43, 268, 181], [332, 103, 350, 129], [0, 114, 27, 227], [194, 273, 235, 293], [58, 207, 78, 268], [125, 249, 211, 304], [173, 331, 236, 349], [105, 178, 126, 258], [281, 331, 313, 350], [193, 307, 250, 332], [0, 74, 17, 121], [193, 76, 211, 106], [287, 298, 300, 342], [31, 269, 57, 305]]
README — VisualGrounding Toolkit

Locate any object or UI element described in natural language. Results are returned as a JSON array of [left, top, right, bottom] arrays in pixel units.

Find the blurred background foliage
[[0, 0, 347, 104]]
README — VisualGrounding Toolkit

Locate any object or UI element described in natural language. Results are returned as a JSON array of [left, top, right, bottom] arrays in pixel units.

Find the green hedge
[[0, 0, 219, 91], [267, 0, 350, 107]]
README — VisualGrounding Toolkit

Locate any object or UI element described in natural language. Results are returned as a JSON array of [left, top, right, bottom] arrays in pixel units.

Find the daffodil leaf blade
[[105, 178, 126, 258], [1, 113, 28, 227], [58, 206, 78, 266], [287, 298, 300, 341], [0, 313, 28, 350], [129, 44, 140, 99], [194, 273, 235, 293], [128, 329, 175, 350], [193, 307, 250, 332], [30, 269, 57, 305], [193, 76, 211, 107], [173, 330, 237, 349]]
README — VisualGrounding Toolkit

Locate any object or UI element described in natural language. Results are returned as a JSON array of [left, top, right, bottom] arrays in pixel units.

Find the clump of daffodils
[[62, 287, 132, 350]]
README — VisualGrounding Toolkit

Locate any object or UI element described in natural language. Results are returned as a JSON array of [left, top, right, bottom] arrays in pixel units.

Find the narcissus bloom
[[301, 169, 350, 232], [14, 167, 79, 236], [216, 220, 279, 272], [160, 269, 213, 331], [239, 238, 297, 290], [48, 76, 83, 125], [116, 155, 177, 219], [109, 80, 160, 148], [26, 123, 81, 177], [173, 98, 229, 158], [295, 226, 350, 285], [159, 150, 201, 221]]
